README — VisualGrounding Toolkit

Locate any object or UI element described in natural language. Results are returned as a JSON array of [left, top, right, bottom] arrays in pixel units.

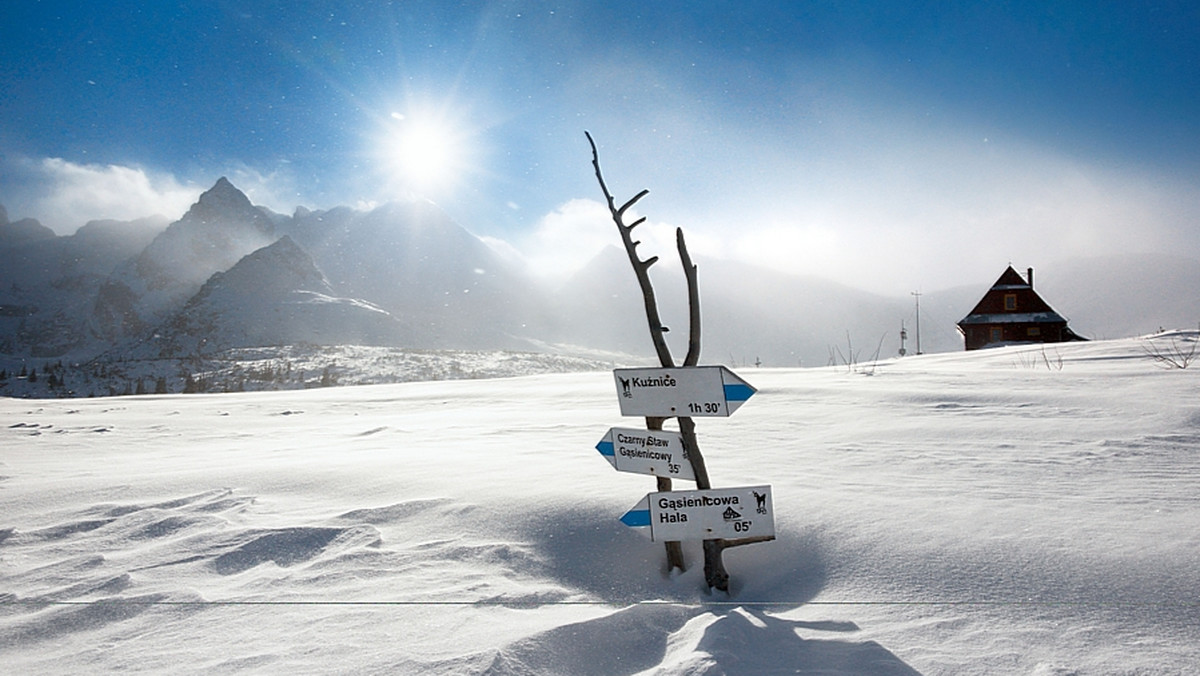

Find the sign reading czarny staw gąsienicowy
[[596, 427, 695, 480], [612, 366, 755, 418], [620, 485, 775, 542]]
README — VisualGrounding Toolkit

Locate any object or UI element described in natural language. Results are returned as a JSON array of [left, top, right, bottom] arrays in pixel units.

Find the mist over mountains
[[2, 178, 1198, 383]]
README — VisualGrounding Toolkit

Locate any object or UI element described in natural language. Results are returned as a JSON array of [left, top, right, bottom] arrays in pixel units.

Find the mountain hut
[[956, 266, 1087, 350]]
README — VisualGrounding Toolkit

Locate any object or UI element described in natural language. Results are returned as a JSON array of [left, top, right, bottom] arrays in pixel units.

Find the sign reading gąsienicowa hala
[[612, 366, 756, 418], [620, 485, 774, 542], [596, 427, 695, 481]]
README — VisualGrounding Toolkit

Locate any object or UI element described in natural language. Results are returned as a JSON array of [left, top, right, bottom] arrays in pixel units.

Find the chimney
[[1027, 267, 1034, 288]]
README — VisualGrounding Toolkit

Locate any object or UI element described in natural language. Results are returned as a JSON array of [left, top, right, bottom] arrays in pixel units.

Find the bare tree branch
[[1143, 326, 1199, 369], [586, 131, 674, 369], [675, 210, 733, 589], [678, 228, 701, 368], [619, 191, 650, 220]]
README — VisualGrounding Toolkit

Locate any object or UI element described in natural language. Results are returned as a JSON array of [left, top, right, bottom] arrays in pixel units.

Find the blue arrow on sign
[[620, 496, 651, 529], [724, 382, 755, 404]]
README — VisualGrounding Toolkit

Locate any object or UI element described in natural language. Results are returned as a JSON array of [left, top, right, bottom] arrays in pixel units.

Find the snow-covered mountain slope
[[3, 181, 1198, 371], [125, 236, 411, 358], [2, 180, 556, 361], [1036, 253, 1200, 340], [0, 214, 169, 356], [551, 246, 972, 366], [89, 178, 278, 343], [2, 336, 1198, 674], [132, 177, 276, 293], [283, 200, 552, 350]]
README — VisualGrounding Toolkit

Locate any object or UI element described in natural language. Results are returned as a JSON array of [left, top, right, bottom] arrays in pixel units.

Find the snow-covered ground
[[0, 345, 619, 398], [2, 335, 1198, 674]]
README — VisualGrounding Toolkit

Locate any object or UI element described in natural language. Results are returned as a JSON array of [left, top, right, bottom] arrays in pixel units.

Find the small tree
[[1143, 326, 1199, 369]]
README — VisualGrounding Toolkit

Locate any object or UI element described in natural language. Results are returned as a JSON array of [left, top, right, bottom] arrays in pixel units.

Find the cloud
[[0, 157, 202, 234], [514, 198, 617, 279], [513, 197, 722, 282], [0, 157, 319, 234], [602, 115, 1200, 296], [521, 123, 1200, 297], [221, 163, 309, 217], [548, 48, 1200, 296]]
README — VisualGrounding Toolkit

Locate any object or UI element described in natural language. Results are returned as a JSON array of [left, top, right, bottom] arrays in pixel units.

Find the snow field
[[2, 336, 1198, 674]]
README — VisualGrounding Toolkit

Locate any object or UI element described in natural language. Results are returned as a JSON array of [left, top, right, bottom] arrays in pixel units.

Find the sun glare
[[377, 111, 470, 197]]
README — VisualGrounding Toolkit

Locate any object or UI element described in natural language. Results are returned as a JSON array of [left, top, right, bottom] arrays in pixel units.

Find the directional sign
[[620, 485, 774, 542], [596, 427, 695, 481], [613, 366, 756, 418]]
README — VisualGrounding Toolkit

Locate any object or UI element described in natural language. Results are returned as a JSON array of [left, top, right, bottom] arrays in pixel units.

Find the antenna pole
[[911, 291, 923, 355]]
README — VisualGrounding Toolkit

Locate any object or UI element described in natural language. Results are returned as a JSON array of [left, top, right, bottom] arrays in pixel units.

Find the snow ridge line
[[4, 599, 1198, 608]]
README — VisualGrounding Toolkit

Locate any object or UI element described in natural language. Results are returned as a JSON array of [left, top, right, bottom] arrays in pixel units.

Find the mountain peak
[[231, 235, 327, 293], [193, 177, 254, 215], [149, 235, 407, 357], [0, 217, 57, 245], [159, 176, 274, 246], [119, 176, 276, 312]]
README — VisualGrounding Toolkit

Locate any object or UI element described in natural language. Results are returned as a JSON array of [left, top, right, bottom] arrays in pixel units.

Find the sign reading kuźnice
[[620, 485, 775, 542], [613, 366, 756, 418], [596, 427, 695, 480]]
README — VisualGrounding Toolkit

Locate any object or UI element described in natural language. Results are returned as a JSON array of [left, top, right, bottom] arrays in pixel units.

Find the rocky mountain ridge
[[2, 179, 1199, 390]]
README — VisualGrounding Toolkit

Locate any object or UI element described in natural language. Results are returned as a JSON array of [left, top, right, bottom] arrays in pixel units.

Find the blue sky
[[2, 1, 1198, 294]]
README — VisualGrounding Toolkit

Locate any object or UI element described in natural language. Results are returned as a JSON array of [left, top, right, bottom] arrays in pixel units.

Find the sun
[[376, 110, 471, 197]]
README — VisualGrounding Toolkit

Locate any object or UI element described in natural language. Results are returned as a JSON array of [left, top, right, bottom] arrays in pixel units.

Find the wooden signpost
[[605, 368, 771, 543], [586, 131, 774, 592], [597, 361, 774, 589]]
